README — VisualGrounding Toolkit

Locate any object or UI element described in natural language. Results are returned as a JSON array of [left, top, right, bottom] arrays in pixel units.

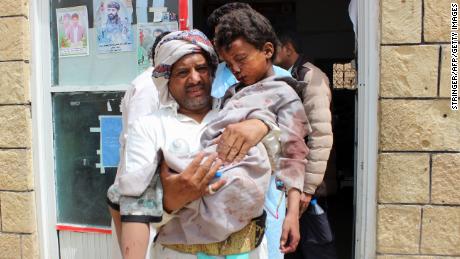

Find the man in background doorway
[[275, 31, 337, 259]]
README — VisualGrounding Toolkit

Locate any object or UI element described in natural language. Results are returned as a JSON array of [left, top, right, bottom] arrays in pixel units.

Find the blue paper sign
[[100, 116, 122, 168]]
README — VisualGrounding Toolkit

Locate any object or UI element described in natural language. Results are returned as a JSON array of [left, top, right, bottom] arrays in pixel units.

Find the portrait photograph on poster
[[56, 6, 90, 58], [94, 0, 134, 53], [137, 21, 178, 71]]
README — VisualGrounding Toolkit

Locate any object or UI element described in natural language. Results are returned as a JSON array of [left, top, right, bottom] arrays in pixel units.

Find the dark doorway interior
[[193, 1, 356, 258]]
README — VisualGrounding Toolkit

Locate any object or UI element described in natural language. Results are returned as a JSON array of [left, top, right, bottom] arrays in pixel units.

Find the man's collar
[[176, 108, 217, 124], [161, 100, 218, 123]]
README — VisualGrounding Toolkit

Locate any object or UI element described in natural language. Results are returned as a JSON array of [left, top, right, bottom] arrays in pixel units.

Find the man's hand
[[299, 192, 313, 216], [216, 119, 269, 163], [160, 153, 225, 213]]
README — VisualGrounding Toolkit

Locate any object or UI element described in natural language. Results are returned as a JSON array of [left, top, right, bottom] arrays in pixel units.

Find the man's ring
[[208, 185, 216, 195]]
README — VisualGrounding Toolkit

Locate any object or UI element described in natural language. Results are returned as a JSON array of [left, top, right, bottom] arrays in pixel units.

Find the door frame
[[355, 0, 380, 258], [30, 0, 60, 258]]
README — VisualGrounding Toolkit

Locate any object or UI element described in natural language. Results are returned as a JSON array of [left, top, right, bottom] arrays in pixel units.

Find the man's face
[[107, 7, 118, 20], [168, 53, 212, 113], [218, 37, 273, 86], [71, 17, 79, 26], [274, 44, 291, 70]]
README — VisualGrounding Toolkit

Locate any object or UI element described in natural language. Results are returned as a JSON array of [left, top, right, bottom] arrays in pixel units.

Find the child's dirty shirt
[[156, 76, 310, 245]]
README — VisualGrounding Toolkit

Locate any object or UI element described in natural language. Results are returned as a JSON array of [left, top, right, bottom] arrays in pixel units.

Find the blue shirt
[[211, 62, 292, 98]]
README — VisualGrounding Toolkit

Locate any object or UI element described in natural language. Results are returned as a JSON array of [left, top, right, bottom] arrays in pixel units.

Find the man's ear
[[263, 42, 274, 59]]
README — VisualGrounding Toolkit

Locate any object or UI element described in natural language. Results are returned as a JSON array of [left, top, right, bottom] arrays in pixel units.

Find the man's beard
[[182, 95, 211, 111], [107, 13, 119, 23], [181, 84, 211, 111]]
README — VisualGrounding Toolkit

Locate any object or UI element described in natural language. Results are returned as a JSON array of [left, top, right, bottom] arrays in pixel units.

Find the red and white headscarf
[[152, 30, 219, 109]]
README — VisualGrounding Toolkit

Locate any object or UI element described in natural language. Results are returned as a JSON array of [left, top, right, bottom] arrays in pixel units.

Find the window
[[48, 0, 179, 230]]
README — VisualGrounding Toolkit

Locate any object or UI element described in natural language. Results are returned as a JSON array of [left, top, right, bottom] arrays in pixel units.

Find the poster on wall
[[137, 22, 178, 72], [99, 115, 122, 169], [56, 6, 90, 58], [94, 0, 134, 53]]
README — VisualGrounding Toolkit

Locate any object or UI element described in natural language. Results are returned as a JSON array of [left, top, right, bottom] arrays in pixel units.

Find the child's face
[[218, 37, 274, 86]]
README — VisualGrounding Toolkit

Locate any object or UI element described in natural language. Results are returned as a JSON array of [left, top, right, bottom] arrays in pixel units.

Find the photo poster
[[94, 0, 134, 53], [137, 21, 178, 72], [56, 6, 90, 58], [99, 115, 122, 168]]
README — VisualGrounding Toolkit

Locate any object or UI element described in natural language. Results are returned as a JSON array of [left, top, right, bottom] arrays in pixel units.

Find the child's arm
[[280, 188, 301, 253], [275, 97, 309, 193], [274, 82, 309, 253], [242, 82, 309, 191]]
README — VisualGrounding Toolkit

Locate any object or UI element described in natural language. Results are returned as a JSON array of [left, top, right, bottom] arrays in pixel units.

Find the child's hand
[[280, 210, 300, 254], [280, 188, 301, 254]]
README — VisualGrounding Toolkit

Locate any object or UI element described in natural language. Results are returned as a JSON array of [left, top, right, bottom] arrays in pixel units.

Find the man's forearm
[[163, 193, 188, 213]]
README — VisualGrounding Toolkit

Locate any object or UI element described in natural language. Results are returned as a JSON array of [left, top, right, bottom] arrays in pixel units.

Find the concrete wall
[[378, 0, 460, 258]]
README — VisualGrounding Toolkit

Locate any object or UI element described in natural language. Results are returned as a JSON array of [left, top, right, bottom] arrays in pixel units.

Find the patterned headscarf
[[152, 30, 219, 109]]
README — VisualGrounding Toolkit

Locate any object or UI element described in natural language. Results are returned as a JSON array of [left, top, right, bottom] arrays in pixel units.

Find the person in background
[[274, 31, 337, 259]]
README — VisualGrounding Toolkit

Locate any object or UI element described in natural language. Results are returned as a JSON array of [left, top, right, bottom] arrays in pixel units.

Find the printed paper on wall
[[94, 0, 134, 53], [56, 6, 90, 57], [137, 21, 178, 71]]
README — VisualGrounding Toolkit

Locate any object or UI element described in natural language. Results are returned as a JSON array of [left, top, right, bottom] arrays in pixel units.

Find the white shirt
[[120, 67, 159, 141], [118, 108, 218, 196], [115, 67, 160, 177], [73, 27, 78, 43]]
